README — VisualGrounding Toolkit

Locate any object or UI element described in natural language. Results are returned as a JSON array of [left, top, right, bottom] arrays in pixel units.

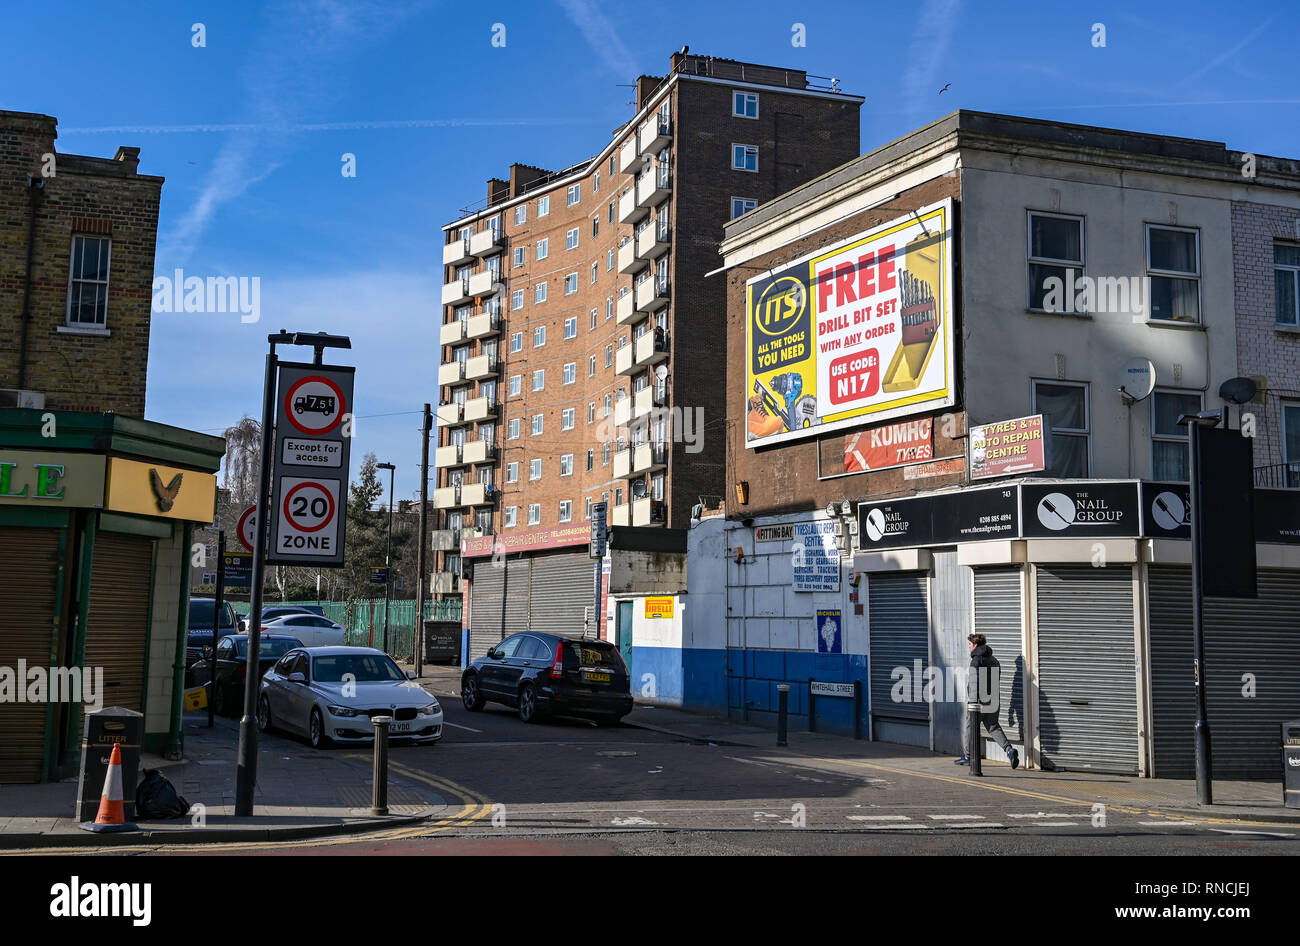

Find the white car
[[260, 613, 347, 647], [258, 646, 443, 748]]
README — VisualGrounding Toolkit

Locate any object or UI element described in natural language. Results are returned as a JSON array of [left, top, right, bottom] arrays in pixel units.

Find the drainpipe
[[17, 176, 44, 390], [166, 522, 194, 759]]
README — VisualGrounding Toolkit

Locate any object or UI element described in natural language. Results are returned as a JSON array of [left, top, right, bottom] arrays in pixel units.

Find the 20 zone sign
[[275, 478, 341, 556]]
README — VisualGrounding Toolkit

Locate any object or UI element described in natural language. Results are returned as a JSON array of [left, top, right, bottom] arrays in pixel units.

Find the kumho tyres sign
[[744, 199, 955, 448]]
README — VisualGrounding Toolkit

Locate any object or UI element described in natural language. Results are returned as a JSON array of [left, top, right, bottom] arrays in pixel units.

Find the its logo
[[755, 276, 806, 337], [149, 469, 183, 512]]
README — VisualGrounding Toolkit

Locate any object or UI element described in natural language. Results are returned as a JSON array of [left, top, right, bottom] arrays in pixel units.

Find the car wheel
[[518, 683, 541, 724], [257, 695, 272, 733], [461, 674, 485, 712], [309, 708, 330, 749]]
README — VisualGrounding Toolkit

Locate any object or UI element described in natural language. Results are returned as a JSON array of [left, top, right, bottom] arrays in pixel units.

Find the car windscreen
[[569, 641, 624, 670], [190, 601, 237, 629], [311, 654, 406, 683], [235, 638, 303, 660]]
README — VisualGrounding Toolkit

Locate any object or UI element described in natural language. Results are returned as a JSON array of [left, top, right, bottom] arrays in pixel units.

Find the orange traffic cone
[[79, 743, 138, 833]]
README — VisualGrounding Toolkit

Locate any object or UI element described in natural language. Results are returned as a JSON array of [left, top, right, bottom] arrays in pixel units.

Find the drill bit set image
[[883, 231, 942, 393], [747, 372, 817, 439]]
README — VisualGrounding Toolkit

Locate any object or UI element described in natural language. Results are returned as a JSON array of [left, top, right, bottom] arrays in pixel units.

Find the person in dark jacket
[[955, 634, 1019, 769]]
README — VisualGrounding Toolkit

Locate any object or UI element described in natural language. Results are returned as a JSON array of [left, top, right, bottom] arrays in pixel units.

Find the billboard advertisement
[[968, 414, 1045, 480], [744, 199, 955, 448]]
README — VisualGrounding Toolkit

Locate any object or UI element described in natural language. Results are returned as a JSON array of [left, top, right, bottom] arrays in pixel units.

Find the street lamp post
[[377, 461, 395, 655]]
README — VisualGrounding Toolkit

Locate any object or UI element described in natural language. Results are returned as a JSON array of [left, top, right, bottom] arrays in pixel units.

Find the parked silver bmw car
[[257, 646, 442, 748]]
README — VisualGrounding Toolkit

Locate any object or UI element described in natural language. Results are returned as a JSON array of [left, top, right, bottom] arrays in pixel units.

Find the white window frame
[[514, 205, 526, 226], [1145, 224, 1202, 324], [532, 369, 545, 391], [1026, 210, 1085, 312], [508, 418, 520, 440], [1277, 243, 1300, 327], [564, 317, 578, 339], [559, 500, 572, 523], [529, 458, 542, 481], [563, 362, 576, 385], [536, 238, 549, 260], [1032, 379, 1092, 478], [560, 454, 573, 476], [607, 248, 615, 272], [506, 462, 519, 484], [510, 331, 523, 352], [730, 197, 758, 219], [508, 374, 521, 397], [534, 283, 547, 304], [511, 290, 524, 311], [562, 407, 575, 429], [513, 246, 526, 268], [567, 184, 580, 206], [585, 496, 594, 519], [566, 227, 580, 251], [564, 273, 578, 295], [504, 506, 518, 528], [591, 262, 598, 285], [731, 143, 758, 172], [732, 91, 759, 118], [534, 325, 546, 347], [531, 413, 544, 436], [528, 503, 541, 525], [537, 196, 550, 218]]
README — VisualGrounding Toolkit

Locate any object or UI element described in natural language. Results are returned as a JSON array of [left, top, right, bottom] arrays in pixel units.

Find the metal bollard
[[371, 716, 392, 815], [966, 702, 982, 777], [776, 684, 790, 747]]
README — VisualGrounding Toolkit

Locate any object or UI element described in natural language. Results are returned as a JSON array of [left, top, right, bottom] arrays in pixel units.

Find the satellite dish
[[1218, 376, 1257, 405], [825, 502, 839, 519], [653, 364, 668, 382], [1117, 357, 1156, 403]]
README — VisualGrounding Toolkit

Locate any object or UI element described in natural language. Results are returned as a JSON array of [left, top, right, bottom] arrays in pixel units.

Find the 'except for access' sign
[[281, 438, 343, 467]]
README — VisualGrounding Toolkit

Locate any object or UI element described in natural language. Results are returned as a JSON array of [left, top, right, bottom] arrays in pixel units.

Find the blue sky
[[3, 0, 1297, 502]]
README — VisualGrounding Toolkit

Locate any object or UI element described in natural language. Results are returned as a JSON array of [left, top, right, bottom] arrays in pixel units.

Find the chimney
[[113, 146, 141, 174], [508, 163, 551, 198], [636, 75, 665, 110], [487, 177, 509, 206]]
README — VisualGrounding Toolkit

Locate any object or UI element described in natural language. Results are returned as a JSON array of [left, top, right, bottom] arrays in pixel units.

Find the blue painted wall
[[723, 650, 869, 738]]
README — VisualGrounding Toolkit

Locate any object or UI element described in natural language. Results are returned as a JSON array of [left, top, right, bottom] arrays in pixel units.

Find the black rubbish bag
[[136, 768, 191, 819]]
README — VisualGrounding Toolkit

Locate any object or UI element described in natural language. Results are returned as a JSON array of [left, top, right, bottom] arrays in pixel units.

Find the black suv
[[461, 633, 632, 725]]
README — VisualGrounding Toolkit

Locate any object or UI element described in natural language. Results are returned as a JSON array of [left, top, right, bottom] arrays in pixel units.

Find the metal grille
[[0, 529, 60, 782], [974, 568, 1025, 743], [868, 572, 930, 730], [528, 551, 597, 636], [82, 533, 153, 730], [1149, 565, 1300, 779], [469, 558, 528, 659], [1035, 565, 1138, 774]]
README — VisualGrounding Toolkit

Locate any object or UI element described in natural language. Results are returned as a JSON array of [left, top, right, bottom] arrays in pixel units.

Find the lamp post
[[376, 461, 395, 655]]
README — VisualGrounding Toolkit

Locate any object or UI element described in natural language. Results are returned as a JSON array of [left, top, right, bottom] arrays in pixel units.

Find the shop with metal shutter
[[973, 567, 1026, 745], [1035, 565, 1139, 774], [1148, 565, 1300, 779], [528, 550, 596, 636], [83, 532, 154, 722], [469, 558, 528, 659], [868, 572, 930, 747]]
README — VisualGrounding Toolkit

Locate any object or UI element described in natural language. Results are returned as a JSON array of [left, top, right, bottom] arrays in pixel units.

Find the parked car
[[261, 604, 326, 622], [461, 633, 632, 725], [261, 613, 346, 647], [186, 598, 239, 677], [189, 634, 303, 716], [257, 646, 442, 748]]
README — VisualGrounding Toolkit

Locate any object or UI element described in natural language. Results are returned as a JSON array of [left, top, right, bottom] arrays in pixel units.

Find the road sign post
[[590, 502, 607, 640]]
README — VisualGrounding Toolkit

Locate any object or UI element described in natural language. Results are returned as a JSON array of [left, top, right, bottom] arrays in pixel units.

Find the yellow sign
[[105, 458, 217, 523], [645, 596, 674, 619], [0, 451, 106, 507], [183, 686, 208, 712]]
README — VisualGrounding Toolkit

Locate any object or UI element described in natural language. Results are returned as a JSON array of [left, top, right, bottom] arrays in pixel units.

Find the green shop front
[[0, 409, 224, 782]]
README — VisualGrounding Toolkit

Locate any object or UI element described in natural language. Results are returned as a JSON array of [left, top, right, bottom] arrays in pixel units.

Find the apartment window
[[585, 449, 595, 472], [534, 325, 546, 347], [585, 497, 594, 519], [536, 238, 549, 260], [606, 297, 614, 320], [534, 283, 547, 304], [1147, 225, 1201, 322], [733, 91, 759, 118], [532, 369, 545, 391], [504, 506, 517, 528], [514, 205, 526, 226], [530, 458, 542, 480], [538, 196, 550, 217], [730, 197, 758, 220], [562, 407, 575, 429], [528, 503, 541, 525], [609, 156, 616, 176], [509, 332, 523, 353], [560, 454, 573, 476], [559, 500, 572, 523], [512, 246, 525, 269], [732, 144, 758, 172], [1027, 212, 1084, 311], [590, 308, 598, 331], [563, 317, 577, 339], [605, 344, 614, 368], [1033, 381, 1090, 477], [531, 413, 543, 435], [591, 262, 599, 285], [1152, 390, 1202, 481], [509, 374, 521, 397], [603, 393, 612, 416], [594, 169, 601, 193], [589, 356, 597, 378], [1275, 243, 1300, 326], [566, 227, 580, 251], [563, 363, 576, 385], [66, 235, 111, 327], [614, 487, 623, 507], [511, 290, 524, 311], [567, 184, 580, 206], [508, 418, 520, 439], [602, 443, 611, 466], [588, 401, 596, 423], [592, 217, 599, 239], [506, 462, 519, 484], [606, 248, 615, 272], [1284, 403, 1300, 487], [564, 273, 579, 295]]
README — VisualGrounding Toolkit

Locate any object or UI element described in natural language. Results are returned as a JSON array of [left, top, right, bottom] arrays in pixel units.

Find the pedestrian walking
[[955, 633, 1019, 769]]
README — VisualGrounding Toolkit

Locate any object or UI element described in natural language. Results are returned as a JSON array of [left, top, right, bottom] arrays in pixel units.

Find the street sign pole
[[1188, 420, 1213, 806], [209, 530, 225, 729], [415, 404, 431, 675]]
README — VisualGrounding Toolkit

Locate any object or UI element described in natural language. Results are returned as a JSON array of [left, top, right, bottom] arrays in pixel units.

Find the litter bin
[[1284, 719, 1300, 810], [75, 706, 143, 822]]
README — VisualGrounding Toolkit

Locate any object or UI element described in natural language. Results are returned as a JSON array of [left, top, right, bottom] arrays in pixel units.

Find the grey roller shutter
[[868, 572, 930, 745], [529, 551, 595, 636], [1149, 565, 1300, 779], [469, 558, 528, 659], [0, 528, 61, 782], [974, 568, 1025, 743], [1035, 565, 1138, 774]]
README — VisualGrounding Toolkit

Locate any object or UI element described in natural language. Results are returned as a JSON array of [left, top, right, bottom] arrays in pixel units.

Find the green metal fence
[[232, 598, 462, 658]]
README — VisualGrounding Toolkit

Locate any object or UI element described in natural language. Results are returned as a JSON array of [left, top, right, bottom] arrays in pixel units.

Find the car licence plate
[[585, 671, 610, 683], [390, 721, 411, 733]]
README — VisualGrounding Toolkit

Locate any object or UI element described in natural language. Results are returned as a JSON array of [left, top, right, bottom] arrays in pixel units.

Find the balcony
[[435, 443, 465, 468], [611, 502, 631, 527], [615, 344, 635, 376], [636, 223, 669, 260], [440, 319, 467, 346], [468, 269, 502, 298], [636, 167, 671, 208], [442, 237, 472, 267], [619, 137, 645, 176], [462, 439, 497, 465], [638, 115, 671, 154], [433, 485, 459, 509], [466, 312, 499, 340], [464, 395, 498, 422], [434, 483, 494, 509], [632, 496, 666, 527], [430, 530, 457, 551], [633, 385, 665, 419], [465, 353, 499, 380], [431, 572, 459, 594], [616, 292, 640, 325], [634, 279, 669, 313], [614, 397, 632, 427], [633, 441, 667, 474], [613, 447, 632, 479], [469, 228, 502, 257], [617, 239, 643, 275], [439, 361, 468, 387], [436, 402, 463, 425], [618, 187, 648, 225], [441, 276, 471, 307]]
